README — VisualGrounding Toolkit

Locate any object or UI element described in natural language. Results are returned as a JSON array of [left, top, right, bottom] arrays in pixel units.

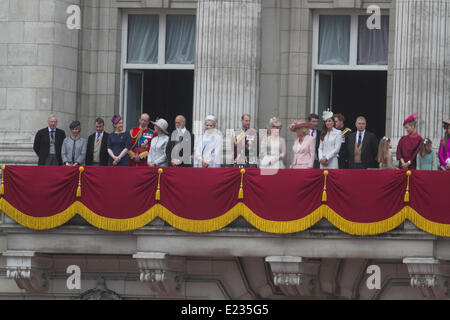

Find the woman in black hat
[[61, 120, 87, 166]]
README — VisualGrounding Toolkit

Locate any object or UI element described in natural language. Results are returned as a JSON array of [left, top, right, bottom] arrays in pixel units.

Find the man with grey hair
[[345, 116, 378, 169], [166, 115, 194, 167], [33, 114, 66, 165]]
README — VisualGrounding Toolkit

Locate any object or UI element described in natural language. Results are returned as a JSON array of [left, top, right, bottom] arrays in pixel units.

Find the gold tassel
[[322, 170, 329, 203], [0, 165, 5, 196], [404, 170, 411, 203], [76, 166, 84, 198], [155, 168, 163, 201], [238, 169, 245, 200]]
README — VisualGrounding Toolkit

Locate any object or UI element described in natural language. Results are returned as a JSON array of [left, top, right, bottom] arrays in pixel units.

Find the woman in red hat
[[396, 113, 423, 170], [438, 119, 450, 171]]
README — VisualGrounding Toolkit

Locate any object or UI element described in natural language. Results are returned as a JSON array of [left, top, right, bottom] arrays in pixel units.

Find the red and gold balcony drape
[[0, 165, 448, 236]]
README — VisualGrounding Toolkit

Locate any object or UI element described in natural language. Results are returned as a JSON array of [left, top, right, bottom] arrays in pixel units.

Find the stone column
[[0, 0, 80, 164], [391, 0, 450, 145], [193, 0, 262, 131]]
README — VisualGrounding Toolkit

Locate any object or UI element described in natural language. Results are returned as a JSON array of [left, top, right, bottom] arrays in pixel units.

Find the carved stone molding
[[78, 278, 122, 300], [403, 258, 450, 299], [3, 251, 52, 292], [133, 252, 185, 296], [265, 256, 320, 297]]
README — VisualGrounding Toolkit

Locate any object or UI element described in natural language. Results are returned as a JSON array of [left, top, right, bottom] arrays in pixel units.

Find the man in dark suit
[[346, 116, 379, 169], [33, 114, 66, 165], [86, 118, 110, 166], [166, 115, 194, 167], [308, 113, 321, 169]]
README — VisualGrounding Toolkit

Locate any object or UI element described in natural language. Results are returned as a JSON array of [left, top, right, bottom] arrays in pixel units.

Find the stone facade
[[0, 0, 448, 165], [0, 0, 449, 299]]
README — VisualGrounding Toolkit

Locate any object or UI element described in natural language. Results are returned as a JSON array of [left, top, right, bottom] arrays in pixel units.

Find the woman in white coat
[[147, 118, 170, 167], [318, 110, 342, 169]]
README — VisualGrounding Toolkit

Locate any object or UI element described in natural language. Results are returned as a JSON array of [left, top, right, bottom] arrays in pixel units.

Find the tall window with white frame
[[312, 11, 389, 140], [121, 11, 196, 131]]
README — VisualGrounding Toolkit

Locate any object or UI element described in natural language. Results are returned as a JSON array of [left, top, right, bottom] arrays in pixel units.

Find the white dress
[[318, 128, 342, 169], [260, 135, 286, 169], [194, 129, 223, 168]]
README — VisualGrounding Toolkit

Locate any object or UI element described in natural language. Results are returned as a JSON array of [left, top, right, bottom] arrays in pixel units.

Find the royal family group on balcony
[[32, 111, 450, 171]]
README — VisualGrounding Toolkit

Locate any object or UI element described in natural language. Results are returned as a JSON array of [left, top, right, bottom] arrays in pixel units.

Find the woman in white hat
[[147, 118, 170, 167], [318, 110, 342, 169], [194, 115, 223, 168]]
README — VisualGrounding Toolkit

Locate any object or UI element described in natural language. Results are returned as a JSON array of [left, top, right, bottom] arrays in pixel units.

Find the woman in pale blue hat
[[147, 118, 170, 167], [194, 115, 223, 168]]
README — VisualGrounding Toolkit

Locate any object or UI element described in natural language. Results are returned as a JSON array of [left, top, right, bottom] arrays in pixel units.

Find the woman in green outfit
[[417, 138, 434, 170]]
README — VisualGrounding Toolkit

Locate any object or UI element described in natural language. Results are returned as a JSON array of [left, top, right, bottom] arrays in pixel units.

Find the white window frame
[[121, 9, 196, 70], [119, 9, 196, 124], [311, 9, 389, 114]]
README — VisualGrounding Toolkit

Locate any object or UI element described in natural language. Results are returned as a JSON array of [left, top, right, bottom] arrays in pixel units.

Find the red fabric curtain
[[244, 169, 323, 221], [1, 166, 449, 235], [81, 166, 158, 219], [326, 170, 406, 223], [160, 167, 240, 220], [410, 170, 450, 223], [3, 166, 77, 217]]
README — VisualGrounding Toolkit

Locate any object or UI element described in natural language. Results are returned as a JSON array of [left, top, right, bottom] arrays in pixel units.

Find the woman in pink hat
[[438, 119, 450, 171], [396, 113, 423, 170], [289, 119, 315, 169]]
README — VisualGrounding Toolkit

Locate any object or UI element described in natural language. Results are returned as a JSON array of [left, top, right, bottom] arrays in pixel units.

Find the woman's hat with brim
[[443, 119, 450, 126], [152, 118, 169, 134], [69, 120, 81, 129], [403, 112, 418, 126], [289, 119, 312, 132]]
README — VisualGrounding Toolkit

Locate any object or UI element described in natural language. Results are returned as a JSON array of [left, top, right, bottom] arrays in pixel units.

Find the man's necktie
[[311, 130, 314, 137], [51, 130, 54, 139], [357, 133, 362, 147], [96, 134, 100, 144]]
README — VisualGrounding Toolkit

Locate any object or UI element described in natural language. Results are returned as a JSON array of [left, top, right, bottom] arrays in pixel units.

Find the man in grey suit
[[166, 115, 194, 167]]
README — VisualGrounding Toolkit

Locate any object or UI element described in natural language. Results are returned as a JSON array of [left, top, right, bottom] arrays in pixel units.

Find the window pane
[[165, 15, 196, 64], [318, 15, 350, 65], [358, 15, 389, 65], [126, 72, 143, 131], [127, 15, 159, 64]]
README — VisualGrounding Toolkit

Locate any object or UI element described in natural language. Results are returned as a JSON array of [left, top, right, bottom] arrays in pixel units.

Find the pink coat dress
[[291, 135, 316, 169]]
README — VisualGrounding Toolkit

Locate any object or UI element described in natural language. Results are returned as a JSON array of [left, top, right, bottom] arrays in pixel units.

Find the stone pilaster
[[193, 0, 262, 131], [391, 0, 450, 145], [0, 0, 81, 165]]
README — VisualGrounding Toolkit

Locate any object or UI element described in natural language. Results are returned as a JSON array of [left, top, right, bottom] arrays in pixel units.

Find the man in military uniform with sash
[[128, 113, 155, 167], [232, 114, 258, 168], [334, 113, 352, 169]]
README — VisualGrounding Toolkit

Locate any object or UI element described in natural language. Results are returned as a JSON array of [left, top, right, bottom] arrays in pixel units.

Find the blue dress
[[107, 132, 131, 166]]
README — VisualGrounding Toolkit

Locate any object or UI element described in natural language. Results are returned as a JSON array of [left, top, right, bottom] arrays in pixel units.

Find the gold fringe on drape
[[1, 197, 450, 236]]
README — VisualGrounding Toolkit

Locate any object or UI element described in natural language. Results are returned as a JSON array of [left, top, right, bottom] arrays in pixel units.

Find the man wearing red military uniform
[[128, 113, 155, 167]]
